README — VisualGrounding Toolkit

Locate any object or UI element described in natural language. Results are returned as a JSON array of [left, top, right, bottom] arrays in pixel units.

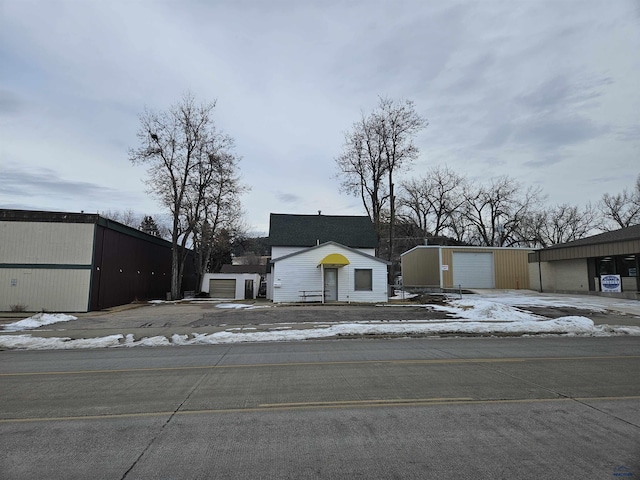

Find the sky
[[1, 0, 639, 235]]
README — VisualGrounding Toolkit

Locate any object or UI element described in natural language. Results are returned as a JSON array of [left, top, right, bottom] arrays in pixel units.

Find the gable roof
[[220, 264, 267, 275], [544, 224, 640, 250], [270, 241, 391, 265], [268, 213, 377, 248]]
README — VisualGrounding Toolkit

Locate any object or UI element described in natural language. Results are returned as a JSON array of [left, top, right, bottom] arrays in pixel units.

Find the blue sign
[[601, 275, 622, 293]]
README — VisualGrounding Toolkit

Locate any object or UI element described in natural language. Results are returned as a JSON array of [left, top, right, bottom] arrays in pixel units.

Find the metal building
[[528, 224, 640, 299], [0, 209, 196, 312], [401, 246, 533, 291]]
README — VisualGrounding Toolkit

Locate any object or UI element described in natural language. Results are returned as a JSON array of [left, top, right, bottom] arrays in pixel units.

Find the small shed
[[201, 273, 261, 300], [270, 241, 390, 303], [401, 246, 532, 291]]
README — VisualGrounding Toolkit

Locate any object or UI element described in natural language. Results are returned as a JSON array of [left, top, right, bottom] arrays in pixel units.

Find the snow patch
[[429, 299, 544, 322], [3, 313, 77, 332]]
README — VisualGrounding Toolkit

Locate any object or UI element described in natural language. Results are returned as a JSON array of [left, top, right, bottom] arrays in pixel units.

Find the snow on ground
[[215, 303, 269, 310], [1, 293, 639, 350], [2, 313, 77, 332], [1, 316, 639, 350], [466, 290, 640, 314], [428, 299, 545, 321]]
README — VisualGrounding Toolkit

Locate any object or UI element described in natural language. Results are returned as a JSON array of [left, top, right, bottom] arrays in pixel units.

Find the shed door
[[452, 252, 495, 288], [209, 279, 236, 299]]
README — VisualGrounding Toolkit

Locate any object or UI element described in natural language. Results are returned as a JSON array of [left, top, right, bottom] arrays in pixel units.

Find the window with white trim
[[354, 269, 373, 291]]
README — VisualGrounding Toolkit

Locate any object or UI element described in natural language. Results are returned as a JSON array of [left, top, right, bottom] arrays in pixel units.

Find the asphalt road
[[1, 337, 639, 479]]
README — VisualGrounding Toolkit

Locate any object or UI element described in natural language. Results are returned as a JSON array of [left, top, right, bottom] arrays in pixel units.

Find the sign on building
[[600, 275, 622, 293]]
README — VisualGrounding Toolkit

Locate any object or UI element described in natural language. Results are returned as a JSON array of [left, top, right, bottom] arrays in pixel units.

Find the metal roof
[[544, 224, 640, 250]]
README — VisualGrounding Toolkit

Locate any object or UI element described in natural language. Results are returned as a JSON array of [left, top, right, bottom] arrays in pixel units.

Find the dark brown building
[[0, 209, 196, 312]]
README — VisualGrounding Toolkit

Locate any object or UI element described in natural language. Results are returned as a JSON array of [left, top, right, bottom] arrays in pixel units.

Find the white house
[[271, 241, 389, 303], [266, 213, 389, 303]]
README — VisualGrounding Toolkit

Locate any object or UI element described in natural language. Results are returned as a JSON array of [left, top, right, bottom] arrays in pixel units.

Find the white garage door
[[452, 252, 495, 288], [209, 279, 236, 299]]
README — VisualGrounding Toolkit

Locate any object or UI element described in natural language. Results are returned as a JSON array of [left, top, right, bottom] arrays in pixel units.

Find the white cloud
[[1, 0, 638, 229]]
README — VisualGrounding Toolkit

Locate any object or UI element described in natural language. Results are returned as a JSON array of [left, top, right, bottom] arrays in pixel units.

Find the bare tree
[[599, 174, 640, 230], [399, 165, 466, 237], [377, 97, 428, 265], [336, 97, 427, 267], [524, 203, 599, 247], [462, 176, 545, 247], [336, 113, 389, 250], [100, 209, 141, 227], [129, 93, 245, 299]]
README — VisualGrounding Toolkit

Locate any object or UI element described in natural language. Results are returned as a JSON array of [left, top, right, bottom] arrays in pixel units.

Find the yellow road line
[[258, 397, 474, 407], [2, 395, 640, 424], [1, 355, 639, 377]]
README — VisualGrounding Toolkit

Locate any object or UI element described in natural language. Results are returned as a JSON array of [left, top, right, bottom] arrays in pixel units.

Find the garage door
[[209, 279, 236, 299], [452, 252, 495, 288]]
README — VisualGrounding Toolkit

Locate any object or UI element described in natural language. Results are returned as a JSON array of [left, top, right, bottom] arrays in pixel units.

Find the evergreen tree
[[139, 215, 161, 237]]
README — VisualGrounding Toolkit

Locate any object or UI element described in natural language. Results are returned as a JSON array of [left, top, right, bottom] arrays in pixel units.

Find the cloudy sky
[[1, 0, 638, 234]]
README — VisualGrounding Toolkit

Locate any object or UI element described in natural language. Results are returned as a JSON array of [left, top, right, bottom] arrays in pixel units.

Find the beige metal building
[[401, 246, 533, 290], [528, 224, 640, 299]]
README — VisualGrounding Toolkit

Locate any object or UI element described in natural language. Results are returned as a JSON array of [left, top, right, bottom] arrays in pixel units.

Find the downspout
[[538, 250, 543, 293], [438, 247, 444, 290], [321, 264, 325, 304]]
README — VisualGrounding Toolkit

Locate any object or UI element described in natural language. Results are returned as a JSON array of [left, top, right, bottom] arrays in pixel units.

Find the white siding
[[0, 268, 91, 312], [0, 222, 95, 264], [201, 273, 261, 299], [271, 244, 387, 303]]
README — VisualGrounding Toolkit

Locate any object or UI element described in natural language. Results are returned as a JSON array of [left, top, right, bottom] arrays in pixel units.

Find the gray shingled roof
[[220, 264, 267, 275], [545, 224, 640, 250], [268, 213, 377, 248]]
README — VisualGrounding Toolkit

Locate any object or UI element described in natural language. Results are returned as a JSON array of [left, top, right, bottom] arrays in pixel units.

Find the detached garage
[[401, 246, 532, 291], [201, 273, 261, 300]]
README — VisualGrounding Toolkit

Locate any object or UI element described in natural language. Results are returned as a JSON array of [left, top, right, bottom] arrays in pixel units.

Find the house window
[[354, 269, 373, 291]]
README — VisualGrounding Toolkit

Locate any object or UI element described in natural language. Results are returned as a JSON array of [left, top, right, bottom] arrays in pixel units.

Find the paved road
[[1, 337, 639, 479]]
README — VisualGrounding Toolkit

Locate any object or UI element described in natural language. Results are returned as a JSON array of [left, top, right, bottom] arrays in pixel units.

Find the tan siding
[[540, 239, 640, 262], [441, 249, 453, 287], [401, 247, 440, 287], [0, 222, 94, 264], [442, 247, 531, 289], [0, 268, 91, 312], [494, 249, 531, 289]]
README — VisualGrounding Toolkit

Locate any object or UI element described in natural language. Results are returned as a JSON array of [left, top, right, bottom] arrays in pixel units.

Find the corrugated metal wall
[[402, 246, 531, 290], [539, 239, 640, 261], [0, 268, 91, 312], [443, 248, 531, 289], [91, 225, 197, 310], [401, 247, 440, 287], [1, 221, 94, 264], [493, 248, 531, 289], [0, 221, 94, 312]]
